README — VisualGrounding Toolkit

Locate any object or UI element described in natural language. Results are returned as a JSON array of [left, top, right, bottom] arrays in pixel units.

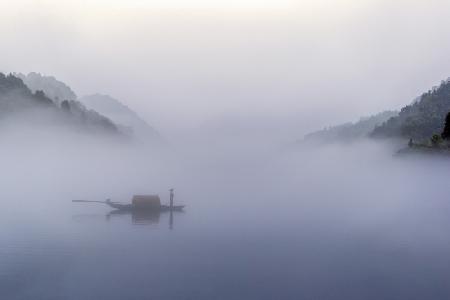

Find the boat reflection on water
[[106, 209, 181, 228], [73, 192, 185, 228]]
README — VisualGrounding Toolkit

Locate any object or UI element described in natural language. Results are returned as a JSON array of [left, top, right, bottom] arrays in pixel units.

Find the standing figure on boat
[[169, 188, 174, 209]]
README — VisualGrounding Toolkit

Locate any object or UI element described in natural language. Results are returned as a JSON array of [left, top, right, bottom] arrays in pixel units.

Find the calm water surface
[[2, 144, 450, 300]]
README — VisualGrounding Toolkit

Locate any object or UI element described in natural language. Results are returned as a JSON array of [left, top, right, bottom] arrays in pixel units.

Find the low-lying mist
[[3, 119, 450, 300], [0, 116, 446, 228]]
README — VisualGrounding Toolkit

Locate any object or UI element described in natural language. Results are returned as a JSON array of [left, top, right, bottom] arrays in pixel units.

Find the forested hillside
[[372, 79, 450, 141], [15, 72, 77, 104], [0, 73, 117, 134]]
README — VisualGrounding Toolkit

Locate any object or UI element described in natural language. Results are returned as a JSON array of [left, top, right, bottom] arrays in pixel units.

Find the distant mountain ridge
[[12, 72, 163, 143], [303, 110, 398, 144], [15, 72, 77, 104], [0, 73, 117, 134], [0, 73, 54, 111], [303, 77, 450, 144], [80, 94, 163, 144]]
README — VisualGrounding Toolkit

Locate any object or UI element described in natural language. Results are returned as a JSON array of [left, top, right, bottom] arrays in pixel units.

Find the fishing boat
[[73, 194, 185, 212]]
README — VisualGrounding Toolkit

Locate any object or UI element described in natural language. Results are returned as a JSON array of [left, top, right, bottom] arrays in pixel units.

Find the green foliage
[[431, 134, 442, 147], [371, 79, 450, 141]]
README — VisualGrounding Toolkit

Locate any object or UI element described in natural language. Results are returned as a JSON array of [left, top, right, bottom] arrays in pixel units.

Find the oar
[[72, 200, 107, 204]]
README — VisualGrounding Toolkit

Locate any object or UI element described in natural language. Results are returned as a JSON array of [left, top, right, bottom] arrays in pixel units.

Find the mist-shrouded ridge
[[5, 1, 450, 299], [15, 72, 77, 104], [302, 77, 450, 145], [0, 73, 54, 110], [301, 110, 398, 145], [0, 73, 118, 135], [10, 71, 165, 144], [80, 94, 164, 145]]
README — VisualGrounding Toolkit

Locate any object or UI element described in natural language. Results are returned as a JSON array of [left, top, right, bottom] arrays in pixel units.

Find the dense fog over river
[[4, 0, 450, 299], [2, 124, 450, 300]]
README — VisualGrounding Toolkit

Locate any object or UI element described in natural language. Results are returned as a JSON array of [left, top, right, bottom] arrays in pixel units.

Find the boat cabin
[[132, 195, 161, 209]]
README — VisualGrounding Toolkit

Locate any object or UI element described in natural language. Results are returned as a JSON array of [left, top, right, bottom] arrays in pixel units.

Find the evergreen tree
[[441, 112, 450, 140]]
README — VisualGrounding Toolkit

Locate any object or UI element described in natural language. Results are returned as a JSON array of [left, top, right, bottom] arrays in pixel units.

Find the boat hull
[[106, 201, 185, 212]]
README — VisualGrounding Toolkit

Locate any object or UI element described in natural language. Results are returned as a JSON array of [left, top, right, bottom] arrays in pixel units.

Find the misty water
[[2, 132, 450, 300]]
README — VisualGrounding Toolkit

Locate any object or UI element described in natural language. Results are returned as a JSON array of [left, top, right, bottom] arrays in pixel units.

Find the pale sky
[[2, 0, 450, 138]]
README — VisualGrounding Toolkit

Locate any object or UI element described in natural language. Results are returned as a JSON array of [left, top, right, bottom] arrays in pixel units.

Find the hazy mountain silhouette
[[302, 111, 398, 144], [80, 94, 163, 144], [302, 77, 450, 144], [0, 73, 117, 134], [15, 72, 77, 104]]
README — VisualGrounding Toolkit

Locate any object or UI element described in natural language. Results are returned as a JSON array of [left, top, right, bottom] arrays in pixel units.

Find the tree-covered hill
[[371, 79, 450, 141], [0, 73, 117, 134], [14, 72, 163, 143], [0, 73, 54, 111], [15, 72, 77, 104]]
